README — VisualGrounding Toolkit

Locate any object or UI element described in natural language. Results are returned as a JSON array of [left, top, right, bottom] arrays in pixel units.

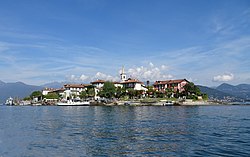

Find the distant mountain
[[198, 85, 238, 100], [41, 81, 66, 89], [197, 83, 250, 101], [0, 81, 43, 104], [216, 83, 250, 100], [216, 83, 236, 93]]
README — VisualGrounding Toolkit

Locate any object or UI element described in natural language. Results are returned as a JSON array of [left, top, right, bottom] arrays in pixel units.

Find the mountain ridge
[[0, 81, 43, 104]]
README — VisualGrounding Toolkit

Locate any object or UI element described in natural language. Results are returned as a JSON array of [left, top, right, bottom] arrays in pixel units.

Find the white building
[[91, 79, 105, 88], [63, 84, 88, 100], [42, 88, 55, 95], [121, 78, 148, 91], [120, 67, 148, 92]]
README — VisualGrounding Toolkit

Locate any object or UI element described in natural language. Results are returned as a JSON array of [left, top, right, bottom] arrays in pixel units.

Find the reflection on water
[[0, 105, 250, 156]]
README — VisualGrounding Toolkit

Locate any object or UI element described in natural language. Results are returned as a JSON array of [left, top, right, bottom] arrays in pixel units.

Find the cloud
[[65, 63, 172, 84], [149, 62, 154, 67], [93, 72, 118, 81], [79, 74, 89, 81], [213, 73, 234, 82], [127, 63, 173, 81], [66, 72, 119, 83]]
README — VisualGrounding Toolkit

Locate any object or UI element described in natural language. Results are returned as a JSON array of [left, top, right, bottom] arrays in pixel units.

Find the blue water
[[1, 105, 250, 156]]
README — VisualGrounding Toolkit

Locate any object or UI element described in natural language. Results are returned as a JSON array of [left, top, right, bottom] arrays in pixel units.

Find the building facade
[[153, 79, 189, 93], [63, 84, 88, 100]]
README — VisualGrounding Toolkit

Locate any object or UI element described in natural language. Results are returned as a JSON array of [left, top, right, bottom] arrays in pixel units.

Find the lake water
[[1, 105, 250, 156]]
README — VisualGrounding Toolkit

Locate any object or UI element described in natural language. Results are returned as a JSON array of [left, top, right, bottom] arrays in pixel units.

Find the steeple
[[120, 66, 127, 82]]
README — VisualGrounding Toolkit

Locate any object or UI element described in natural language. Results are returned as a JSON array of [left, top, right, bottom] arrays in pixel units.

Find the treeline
[[26, 81, 208, 101]]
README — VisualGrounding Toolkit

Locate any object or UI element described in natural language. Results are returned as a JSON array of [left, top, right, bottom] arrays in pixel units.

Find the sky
[[0, 0, 250, 86]]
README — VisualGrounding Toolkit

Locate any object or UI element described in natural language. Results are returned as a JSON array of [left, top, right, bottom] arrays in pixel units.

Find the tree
[[99, 81, 116, 98], [183, 82, 201, 96], [87, 88, 95, 97], [30, 91, 43, 98], [115, 87, 126, 99], [202, 94, 208, 100], [135, 90, 143, 99], [174, 89, 180, 98], [165, 88, 174, 98], [147, 86, 155, 97], [44, 93, 59, 99], [127, 88, 136, 99], [183, 82, 204, 100], [30, 91, 43, 102], [79, 91, 88, 99], [146, 80, 150, 87], [23, 96, 31, 101]]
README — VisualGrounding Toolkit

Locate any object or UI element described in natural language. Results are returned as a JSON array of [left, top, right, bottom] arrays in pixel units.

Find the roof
[[153, 79, 189, 85], [91, 79, 105, 84], [42, 87, 55, 91], [168, 79, 188, 84], [64, 84, 86, 88], [52, 88, 65, 92], [153, 81, 169, 85], [113, 81, 122, 84], [121, 78, 143, 84]]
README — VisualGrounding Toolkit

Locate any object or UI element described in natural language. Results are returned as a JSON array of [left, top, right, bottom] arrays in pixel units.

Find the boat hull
[[57, 102, 90, 106]]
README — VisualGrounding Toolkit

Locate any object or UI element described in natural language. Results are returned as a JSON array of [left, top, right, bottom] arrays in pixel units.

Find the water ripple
[[0, 105, 250, 156]]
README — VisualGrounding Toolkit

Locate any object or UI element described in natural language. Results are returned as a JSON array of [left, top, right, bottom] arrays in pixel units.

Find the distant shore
[[2, 99, 249, 106]]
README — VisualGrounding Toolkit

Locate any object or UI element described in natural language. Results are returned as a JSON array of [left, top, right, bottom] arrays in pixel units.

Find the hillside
[[41, 81, 66, 89], [216, 83, 250, 100], [197, 85, 239, 101], [0, 81, 42, 104]]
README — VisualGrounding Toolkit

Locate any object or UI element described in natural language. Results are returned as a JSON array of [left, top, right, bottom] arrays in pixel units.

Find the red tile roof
[[153, 79, 188, 85], [52, 88, 65, 92], [91, 80, 106, 84], [121, 78, 143, 84], [64, 84, 86, 88], [113, 81, 121, 84]]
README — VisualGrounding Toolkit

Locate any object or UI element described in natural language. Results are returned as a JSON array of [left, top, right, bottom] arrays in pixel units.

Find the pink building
[[153, 79, 189, 93]]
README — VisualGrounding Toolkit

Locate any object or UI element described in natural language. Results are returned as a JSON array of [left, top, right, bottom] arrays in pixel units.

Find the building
[[113, 81, 123, 88], [91, 79, 105, 88], [63, 84, 88, 100], [153, 79, 189, 93], [42, 88, 55, 95], [120, 67, 148, 92], [120, 66, 127, 82], [120, 78, 148, 91]]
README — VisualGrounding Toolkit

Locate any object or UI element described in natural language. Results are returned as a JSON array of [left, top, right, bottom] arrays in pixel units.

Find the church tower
[[120, 66, 127, 82]]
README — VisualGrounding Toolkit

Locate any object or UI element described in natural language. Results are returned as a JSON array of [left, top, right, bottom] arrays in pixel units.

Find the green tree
[[127, 88, 136, 99], [79, 91, 88, 99], [183, 82, 205, 100], [202, 93, 208, 100], [87, 88, 95, 97], [23, 96, 31, 101], [44, 93, 59, 99], [30, 90, 43, 101], [99, 81, 116, 98], [147, 86, 156, 97], [135, 90, 143, 99], [165, 88, 174, 98], [183, 82, 201, 96], [30, 91, 43, 98], [115, 87, 126, 99]]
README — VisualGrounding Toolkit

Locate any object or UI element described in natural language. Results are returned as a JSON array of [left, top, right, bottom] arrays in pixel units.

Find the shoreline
[[2, 100, 249, 106]]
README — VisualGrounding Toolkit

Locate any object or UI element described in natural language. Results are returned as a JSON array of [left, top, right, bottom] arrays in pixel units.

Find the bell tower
[[120, 66, 127, 82]]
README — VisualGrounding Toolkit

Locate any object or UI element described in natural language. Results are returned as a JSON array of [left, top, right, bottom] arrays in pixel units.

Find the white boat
[[5, 97, 15, 106], [57, 100, 90, 106], [163, 101, 174, 106]]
